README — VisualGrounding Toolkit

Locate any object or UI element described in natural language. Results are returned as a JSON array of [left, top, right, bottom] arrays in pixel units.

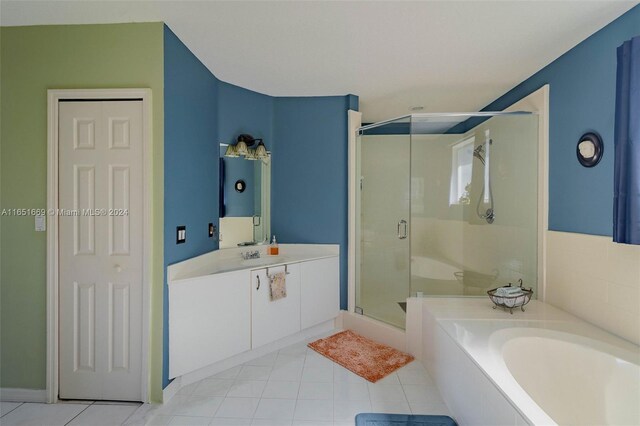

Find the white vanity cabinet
[[300, 256, 340, 329], [169, 269, 251, 379], [168, 244, 340, 381], [251, 264, 301, 349]]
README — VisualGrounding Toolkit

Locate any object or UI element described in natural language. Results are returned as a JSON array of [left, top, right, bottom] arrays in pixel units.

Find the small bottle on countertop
[[269, 235, 279, 255]]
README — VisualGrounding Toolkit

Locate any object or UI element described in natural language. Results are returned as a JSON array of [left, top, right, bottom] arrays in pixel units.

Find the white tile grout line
[[296, 347, 310, 421], [1, 400, 147, 426], [1, 402, 24, 418], [120, 403, 146, 425], [63, 402, 92, 425], [399, 379, 413, 415]]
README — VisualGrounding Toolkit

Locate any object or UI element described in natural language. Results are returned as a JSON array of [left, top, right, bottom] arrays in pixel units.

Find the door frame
[[347, 110, 362, 314], [46, 88, 152, 403]]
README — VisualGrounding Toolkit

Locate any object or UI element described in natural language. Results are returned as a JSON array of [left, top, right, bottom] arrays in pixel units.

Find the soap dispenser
[[269, 235, 279, 255]]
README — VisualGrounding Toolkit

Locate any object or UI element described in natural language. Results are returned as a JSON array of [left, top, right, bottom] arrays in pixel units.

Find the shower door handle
[[398, 220, 408, 239]]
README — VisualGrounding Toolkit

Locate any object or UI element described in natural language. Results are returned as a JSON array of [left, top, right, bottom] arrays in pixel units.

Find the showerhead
[[473, 145, 486, 165]]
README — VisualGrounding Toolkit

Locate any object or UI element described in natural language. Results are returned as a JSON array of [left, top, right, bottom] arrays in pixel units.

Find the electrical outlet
[[176, 226, 186, 244]]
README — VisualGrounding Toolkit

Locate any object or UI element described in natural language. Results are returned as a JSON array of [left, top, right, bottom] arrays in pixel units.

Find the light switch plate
[[177, 225, 186, 244], [35, 214, 46, 232]]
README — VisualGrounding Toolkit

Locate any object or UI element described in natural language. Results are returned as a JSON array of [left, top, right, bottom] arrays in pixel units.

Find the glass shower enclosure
[[355, 112, 539, 329]]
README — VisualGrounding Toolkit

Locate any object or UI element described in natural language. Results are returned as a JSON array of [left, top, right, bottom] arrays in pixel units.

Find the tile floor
[[0, 335, 450, 426], [0, 400, 141, 426]]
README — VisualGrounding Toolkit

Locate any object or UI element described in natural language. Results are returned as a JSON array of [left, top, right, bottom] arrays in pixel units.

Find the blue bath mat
[[355, 413, 457, 426]]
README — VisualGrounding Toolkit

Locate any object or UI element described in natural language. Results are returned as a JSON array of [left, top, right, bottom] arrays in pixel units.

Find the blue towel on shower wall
[[355, 413, 457, 426]]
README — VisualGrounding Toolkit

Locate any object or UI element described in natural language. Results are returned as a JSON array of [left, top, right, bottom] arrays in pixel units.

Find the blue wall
[[163, 25, 220, 387], [163, 26, 357, 387], [479, 6, 640, 236], [272, 95, 358, 310], [218, 82, 274, 217]]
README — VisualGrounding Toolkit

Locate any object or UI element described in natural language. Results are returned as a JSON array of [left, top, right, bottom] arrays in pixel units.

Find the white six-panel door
[[58, 101, 143, 401]]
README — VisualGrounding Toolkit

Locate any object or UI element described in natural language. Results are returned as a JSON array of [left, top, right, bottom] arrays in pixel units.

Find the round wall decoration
[[576, 132, 603, 168]]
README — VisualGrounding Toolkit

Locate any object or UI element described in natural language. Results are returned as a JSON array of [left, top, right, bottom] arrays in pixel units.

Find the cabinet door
[[169, 270, 251, 378], [251, 264, 301, 349], [300, 256, 340, 329]]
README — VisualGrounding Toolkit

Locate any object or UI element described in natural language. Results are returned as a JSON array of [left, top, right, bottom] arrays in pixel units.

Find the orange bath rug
[[307, 330, 414, 382]]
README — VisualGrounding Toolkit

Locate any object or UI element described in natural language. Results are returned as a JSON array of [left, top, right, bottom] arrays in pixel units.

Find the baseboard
[[0, 387, 47, 402], [340, 311, 406, 351], [163, 319, 337, 404], [335, 310, 345, 329], [161, 377, 182, 404]]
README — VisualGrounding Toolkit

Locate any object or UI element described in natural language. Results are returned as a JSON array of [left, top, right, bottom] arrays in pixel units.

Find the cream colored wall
[[546, 231, 640, 345]]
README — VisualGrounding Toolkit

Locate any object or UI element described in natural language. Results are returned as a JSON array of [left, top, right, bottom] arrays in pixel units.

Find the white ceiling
[[2, 1, 637, 122]]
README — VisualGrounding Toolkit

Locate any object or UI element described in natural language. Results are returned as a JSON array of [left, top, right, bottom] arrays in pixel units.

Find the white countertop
[[168, 243, 339, 283]]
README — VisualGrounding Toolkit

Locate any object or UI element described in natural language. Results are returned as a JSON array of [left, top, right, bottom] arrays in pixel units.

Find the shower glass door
[[354, 112, 539, 329], [355, 117, 411, 329]]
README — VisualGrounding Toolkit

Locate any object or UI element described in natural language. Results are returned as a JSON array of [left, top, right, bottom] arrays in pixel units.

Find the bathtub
[[408, 298, 640, 425], [493, 327, 640, 425]]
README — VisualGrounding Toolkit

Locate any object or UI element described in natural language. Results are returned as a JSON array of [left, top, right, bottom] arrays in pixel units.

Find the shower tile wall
[[410, 115, 538, 296]]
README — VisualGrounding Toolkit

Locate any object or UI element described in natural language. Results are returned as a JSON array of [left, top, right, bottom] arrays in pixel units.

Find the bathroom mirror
[[219, 145, 271, 248]]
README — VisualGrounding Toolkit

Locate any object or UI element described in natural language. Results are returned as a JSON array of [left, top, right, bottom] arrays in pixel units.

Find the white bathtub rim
[[499, 329, 639, 426], [439, 320, 640, 426], [436, 320, 555, 425], [491, 327, 639, 426], [490, 327, 640, 366]]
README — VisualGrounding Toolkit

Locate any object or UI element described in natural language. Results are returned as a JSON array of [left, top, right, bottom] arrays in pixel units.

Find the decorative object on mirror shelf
[[223, 134, 269, 161], [487, 279, 533, 314], [576, 132, 603, 168], [234, 179, 246, 193]]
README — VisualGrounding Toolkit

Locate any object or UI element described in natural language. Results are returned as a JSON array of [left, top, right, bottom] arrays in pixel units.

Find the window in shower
[[449, 136, 474, 205]]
